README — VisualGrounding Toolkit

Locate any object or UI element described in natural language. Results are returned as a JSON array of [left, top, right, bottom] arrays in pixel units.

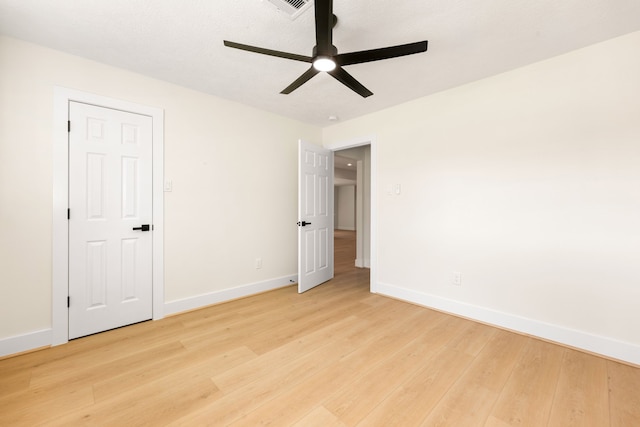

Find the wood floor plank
[[92, 345, 257, 402], [356, 346, 474, 426], [30, 340, 187, 390], [421, 329, 528, 426], [445, 320, 496, 357], [178, 309, 296, 352], [0, 368, 31, 398], [46, 343, 249, 425], [325, 314, 470, 425], [485, 415, 517, 427], [486, 338, 564, 426], [212, 298, 429, 399], [171, 316, 375, 426], [27, 320, 187, 388], [608, 360, 640, 426], [177, 283, 368, 357], [547, 348, 609, 426], [211, 314, 370, 394], [50, 378, 219, 426], [291, 406, 348, 427], [0, 384, 94, 426], [226, 308, 439, 426], [246, 295, 372, 355]]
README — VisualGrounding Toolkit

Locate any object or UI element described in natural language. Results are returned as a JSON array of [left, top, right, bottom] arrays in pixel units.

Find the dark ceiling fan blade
[[314, 0, 334, 55], [224, 40, 312, 63], [328, 67, 373, 98], [335, 40, 428, 66], [281, 67, 321, 94]]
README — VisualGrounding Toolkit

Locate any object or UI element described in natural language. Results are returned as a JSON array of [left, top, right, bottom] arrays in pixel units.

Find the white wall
[[336, 185, 356, 230], [323, 31, 640, 364], [0, 36, 320, 345]]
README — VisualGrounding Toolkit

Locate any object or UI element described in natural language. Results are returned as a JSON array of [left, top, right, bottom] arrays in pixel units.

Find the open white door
[[298, 140, 334, 293]]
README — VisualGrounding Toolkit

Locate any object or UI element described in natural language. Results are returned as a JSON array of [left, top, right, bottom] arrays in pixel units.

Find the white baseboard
[[354, 259, 371, 269], [376, 282, 640, 366], [164, 274, 297, 316], [0, 329, 52, 359]]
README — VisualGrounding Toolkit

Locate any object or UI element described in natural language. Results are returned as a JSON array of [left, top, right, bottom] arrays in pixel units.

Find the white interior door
[[298, 140, 334, 293], [68, 101, 153, 339]]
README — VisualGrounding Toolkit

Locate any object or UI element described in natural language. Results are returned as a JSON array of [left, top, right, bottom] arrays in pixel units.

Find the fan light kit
[[313, 57, 336, 72], [224, 0, 428, 97]]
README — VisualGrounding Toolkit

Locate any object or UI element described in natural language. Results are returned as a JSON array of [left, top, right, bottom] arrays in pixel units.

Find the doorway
[[67, 101, 154, 339], [52, 87, 165, 346], [330, 138, 375, 291]]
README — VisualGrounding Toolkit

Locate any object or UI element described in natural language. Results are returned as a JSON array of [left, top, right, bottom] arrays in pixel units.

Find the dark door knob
[[133, 224, 150, 231], [297, 221, 312, 227]]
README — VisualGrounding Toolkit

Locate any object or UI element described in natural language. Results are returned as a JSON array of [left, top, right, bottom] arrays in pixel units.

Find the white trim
[[324, 135, 377, 293], [164, 275, 297, 316], [355, 160, 364, 267], [52, 87, 164, 346], [0, 329, 52, 359], [377, 282, 640, 366], [354, 259, 372, 268]]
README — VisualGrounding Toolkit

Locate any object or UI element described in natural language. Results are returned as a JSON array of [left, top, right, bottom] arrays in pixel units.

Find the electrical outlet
[[453, 271, 462, 286], [255, 258, 262, 269]]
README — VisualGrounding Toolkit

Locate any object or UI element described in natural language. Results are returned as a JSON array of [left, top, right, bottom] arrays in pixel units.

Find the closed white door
[[68, 101, 153, 339], [298, 140, 334, 293]]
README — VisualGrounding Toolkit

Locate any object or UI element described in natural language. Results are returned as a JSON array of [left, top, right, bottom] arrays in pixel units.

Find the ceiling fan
[[223, 0, 428, 98]]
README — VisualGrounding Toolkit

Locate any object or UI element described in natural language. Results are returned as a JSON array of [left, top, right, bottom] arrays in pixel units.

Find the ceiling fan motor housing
[[312, 45, 338, 57]]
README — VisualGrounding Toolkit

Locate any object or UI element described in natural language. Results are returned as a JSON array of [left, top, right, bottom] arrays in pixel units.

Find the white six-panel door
[[298, 140, 334, 293], [68, 101, 153, 339]]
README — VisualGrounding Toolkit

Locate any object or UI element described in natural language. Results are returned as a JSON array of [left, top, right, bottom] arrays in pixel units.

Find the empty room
[[1, 0, 639, 425]]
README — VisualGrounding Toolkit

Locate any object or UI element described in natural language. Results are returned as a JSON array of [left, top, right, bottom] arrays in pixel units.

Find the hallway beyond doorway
[[334, 230, 369, 288]]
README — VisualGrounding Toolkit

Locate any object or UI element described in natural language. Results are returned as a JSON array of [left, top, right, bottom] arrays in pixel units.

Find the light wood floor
[[1, 230, 639, 426]]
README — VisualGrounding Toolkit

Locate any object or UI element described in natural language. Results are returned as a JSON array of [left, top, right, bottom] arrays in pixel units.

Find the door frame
[[52, 87, 164, 346], [324, 135, 377, 293]]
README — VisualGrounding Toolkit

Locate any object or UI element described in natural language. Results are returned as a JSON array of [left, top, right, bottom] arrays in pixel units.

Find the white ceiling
[[1, 0, 639, 127]]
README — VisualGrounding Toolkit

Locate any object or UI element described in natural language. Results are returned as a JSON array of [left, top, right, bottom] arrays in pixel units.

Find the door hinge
[[67, 296, 70, 308], [67, 208, 70, 220], [67, 120, 71, 133]]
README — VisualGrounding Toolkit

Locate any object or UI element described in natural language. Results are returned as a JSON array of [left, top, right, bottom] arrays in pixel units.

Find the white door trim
[[52, 87, 164, 346], [324, 135, 377, 293]]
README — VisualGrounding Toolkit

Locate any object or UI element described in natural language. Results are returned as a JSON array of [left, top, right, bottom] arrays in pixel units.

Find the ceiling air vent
[[266, 0, 313, 20]]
